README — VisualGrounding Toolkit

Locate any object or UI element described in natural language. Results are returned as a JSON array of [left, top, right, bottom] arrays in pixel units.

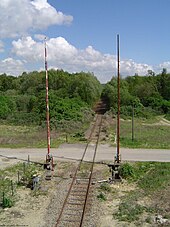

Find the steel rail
[[55, 114, 103, 227], [79, 115, 103, 226]]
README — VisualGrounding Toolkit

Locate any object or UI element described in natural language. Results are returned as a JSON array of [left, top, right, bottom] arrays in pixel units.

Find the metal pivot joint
[[45, 153, 54, 171]]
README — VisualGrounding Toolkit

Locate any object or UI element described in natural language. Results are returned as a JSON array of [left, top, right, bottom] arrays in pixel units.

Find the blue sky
[[0, 0, 170, 82]]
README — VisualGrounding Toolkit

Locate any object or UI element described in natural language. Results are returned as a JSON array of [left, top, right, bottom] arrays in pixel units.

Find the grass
[[0, 163, 44, 208], [97, 182, 112, 202], [0, 124, 88, 148], [0, 125, 45, 148], [97, 192, 107, 201], [1, 115, 169, 149], [78, 163, 91, 178], [115, 196, 146, 222], [138, 162, 170, 193], [114, 162, 170, 223], [99, 182, 111, 192], [110, 116, 170, 149], [120, 162, 170, 192]]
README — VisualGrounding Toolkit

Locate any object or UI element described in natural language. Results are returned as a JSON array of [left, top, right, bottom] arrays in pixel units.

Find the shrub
[[119, 163, 135, 179], [99, 183, 111, 192], [97, 192, 107, 201], [2, 194, 14, 208]]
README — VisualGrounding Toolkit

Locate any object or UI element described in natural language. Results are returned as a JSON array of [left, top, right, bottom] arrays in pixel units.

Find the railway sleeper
[[74, 184, 89, 188], [67, 202, 84, 205], [70, 192, 92, 196], [62, 219, 80, 223], [71, 189, 88, 193], [67, 207, 81, 212], [64, 211, 82, 216], [68, 198, 85, 201]]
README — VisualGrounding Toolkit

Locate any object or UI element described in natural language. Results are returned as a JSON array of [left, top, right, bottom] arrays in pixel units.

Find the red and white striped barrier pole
[[44, 38, 54, 171]]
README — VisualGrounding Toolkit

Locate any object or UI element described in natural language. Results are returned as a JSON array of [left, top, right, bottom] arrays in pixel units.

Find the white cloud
[[159, 61, 170, 72], [0, 40, 4, 52], [12, 36, 78, 62], [12, 36, 43, 61], [0, 0, 73, 38], [11, 36, 154, 82], [120, 59, 153, 76], [0, 58, 25, 76], [34, 34, 47, 41]]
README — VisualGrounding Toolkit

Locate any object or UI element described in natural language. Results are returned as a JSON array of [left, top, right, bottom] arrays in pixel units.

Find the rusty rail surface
[[54, 114, 103, 227]]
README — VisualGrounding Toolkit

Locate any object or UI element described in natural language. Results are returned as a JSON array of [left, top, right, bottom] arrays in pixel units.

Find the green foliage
[[0, 74, 17, 91], [138, 162, 170, 194], [0, 163, 44, 209], [120, 162, 170, 193], [99, 183, 111, 192], [157, 70, 170, 101], [2, 194, 14, 208], [165, 113, 170, 121], [103, 72, 170, 118], [97, 182, 112, 202], [0, 70, 101, 126], [102, 77, 134, 111], [68, 72, 102, 106], [0, 96, 16, 119], [1, 69, 169, 126], [37, 91, 90, 128], [119, 163, 135, 179], [19, 163, 39, 188], [97, 192, 107, 201], [115, 162, 170, 223], [120, 162, 154, 181], [115, 197, 146, 222], [0, 177, 15, 208], [118, 117, 170, 149]]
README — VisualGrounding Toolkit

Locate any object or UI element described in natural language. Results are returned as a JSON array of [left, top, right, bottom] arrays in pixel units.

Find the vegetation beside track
[[1, 160, 170, 226], [115, 162, 170, 224], [0, 114, 170, 148], [0, 162, 44, 209], [95, 162, 170, 225], [0, 69, 170, 149], [109, 115, 170, 149], [0, 123, 88, 148], [0, 70, 101, 127]]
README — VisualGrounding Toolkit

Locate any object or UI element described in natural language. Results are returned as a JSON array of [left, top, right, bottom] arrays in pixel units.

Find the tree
[[0, 96, 16, 119]]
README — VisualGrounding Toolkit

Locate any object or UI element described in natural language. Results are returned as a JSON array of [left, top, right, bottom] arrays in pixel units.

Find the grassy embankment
[[0, 162, 43, 209], [0, 122, 89, 148], [115, 162, 170, 224], [97, 162, 170, 225], [0, 115, 169, 149], [110, 116, 170, 149]]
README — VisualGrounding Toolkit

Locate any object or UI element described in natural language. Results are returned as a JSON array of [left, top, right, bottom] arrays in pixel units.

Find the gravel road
[[0, 143, 170, 169]]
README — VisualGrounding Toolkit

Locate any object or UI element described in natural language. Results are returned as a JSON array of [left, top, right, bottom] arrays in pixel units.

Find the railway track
[[54, 114, 103, 227]]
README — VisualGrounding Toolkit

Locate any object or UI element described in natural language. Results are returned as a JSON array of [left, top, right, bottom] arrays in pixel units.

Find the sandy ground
[[0, 144, 170, 170]]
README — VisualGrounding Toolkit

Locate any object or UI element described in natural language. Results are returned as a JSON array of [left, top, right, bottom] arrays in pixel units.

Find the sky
[[0, 0, 170, 83]]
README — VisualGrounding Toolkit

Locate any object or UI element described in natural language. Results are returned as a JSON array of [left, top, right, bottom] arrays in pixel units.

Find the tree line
[[0, 70, 102, 127], [0, 68, 170, 127], [102, 69, 170, 119]]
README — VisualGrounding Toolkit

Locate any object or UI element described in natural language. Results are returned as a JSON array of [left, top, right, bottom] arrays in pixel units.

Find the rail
[[54, 114, 103, 227]]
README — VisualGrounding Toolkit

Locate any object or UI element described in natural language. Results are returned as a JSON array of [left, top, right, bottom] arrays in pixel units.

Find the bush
[[165, 113, 170, 121], [99, 183, 111, 192], [97, 192, 107, 201], [119, 163, 135, 179], [0, 96, 16, 119], [2, 194, 14, 208], [115, 200, 145, 222]]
